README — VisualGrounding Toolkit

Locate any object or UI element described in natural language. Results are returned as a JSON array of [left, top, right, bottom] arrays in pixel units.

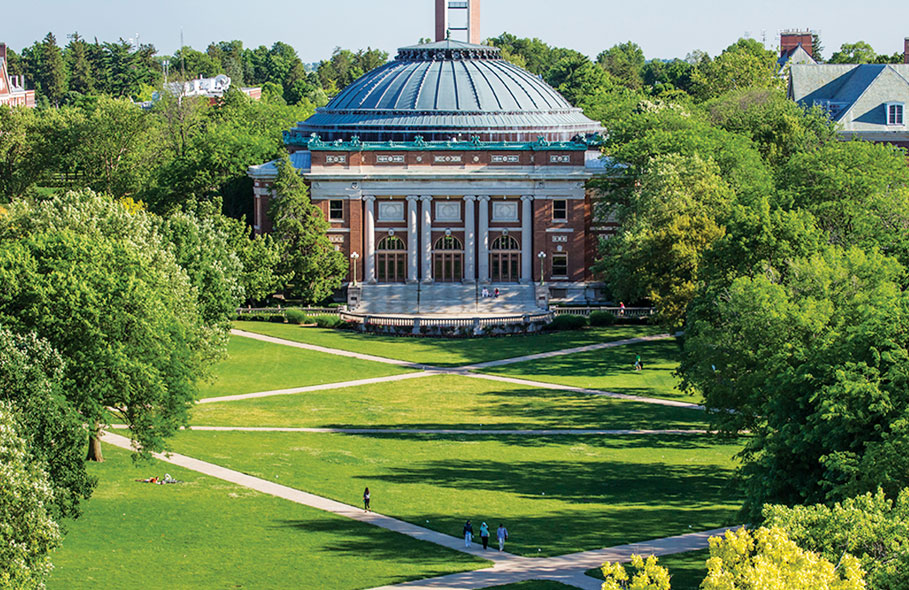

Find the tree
[[690, 39, 781, 101], [829, 41, 877, 64], [545, 52, 615, 105], [0, 328, 94, 518], [777, 140, 909, 268], [681, 245, 909, 517], [37, 32, 67, 106], [270, 155, 346, 303], [641, 59, 694, 94], [0, 105, 46, 200], [702, 527, 865, 590], [0, 402, 62, 589], [703, 88, 835, 168], [65, 33, 94, 95], [764, 489, 909, 590], [0, 191, 209, 461], [597, 154, 732, 327], [597, 42, 645, 90]]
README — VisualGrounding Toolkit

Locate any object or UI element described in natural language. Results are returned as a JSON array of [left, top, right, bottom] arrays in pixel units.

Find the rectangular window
[[888, 103, 904, 125], [552, 200, 568, 221], [329, 200, 344, 221], [552, 254, 568, 278]]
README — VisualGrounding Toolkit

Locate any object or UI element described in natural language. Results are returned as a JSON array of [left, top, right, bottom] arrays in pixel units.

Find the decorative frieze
[[434, 155, 462, 163], [435, 201, 461, 222], [491, 155, 520, 163], [325, 155, 347, 164], [376, 155, 405, 164], [550, 155, 571, 163], [492, 201, 518, 222], [378, 201, 405, 222]]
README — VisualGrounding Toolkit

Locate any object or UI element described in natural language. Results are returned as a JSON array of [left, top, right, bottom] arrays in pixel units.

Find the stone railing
[[339, 311, 553, 336], [236, 307, 343, 317], [551, 306, 654, 319]]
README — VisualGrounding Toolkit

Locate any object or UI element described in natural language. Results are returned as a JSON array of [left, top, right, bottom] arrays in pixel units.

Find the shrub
[[589, 311, 617, 326], [314, 315, 343, 329], [547, 314, 589, 331], [268, 314, 286, 323], [285, 310, 313, 325]]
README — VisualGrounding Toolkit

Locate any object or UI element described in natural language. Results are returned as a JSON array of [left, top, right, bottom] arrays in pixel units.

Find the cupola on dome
[[291, 40, 603, 143]]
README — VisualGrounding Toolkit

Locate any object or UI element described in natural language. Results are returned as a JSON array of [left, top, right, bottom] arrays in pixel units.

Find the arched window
[[491, 235, 520, 251], [377, 236, 406, 251], [434, 235, 463, 251]]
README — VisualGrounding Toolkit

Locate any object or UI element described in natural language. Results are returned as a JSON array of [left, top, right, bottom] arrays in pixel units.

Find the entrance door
[[433, 235, 463, 282], [376, 236, 407, 283], [490, 235, 521, 282]]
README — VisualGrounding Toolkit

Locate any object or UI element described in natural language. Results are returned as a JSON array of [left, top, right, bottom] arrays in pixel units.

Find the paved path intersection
[[107, 329, 733, 589]]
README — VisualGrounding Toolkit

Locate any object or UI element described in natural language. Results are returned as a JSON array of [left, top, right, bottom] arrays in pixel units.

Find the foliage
[[589, 310, 617, 327], [284, 309, 313, 324], [681, 245, 909, 517], [547, 314, 589, 331], [0, 105, 48, 200], [488, 33, 579, 77], [777, 140, 909, 268], [0, 191, 210, 460], [314, 314, 347, 329], [270, 155, 347, 303], [601, 554, 670, 589], [0, 328, 94, 519], [544, 52, 616, 105], [0, 402, 61, 589], [702, 526, 865, 590], [690, 39, 782, 101], [703, 88, 836, 168], [598, 154, 732, 327], [597, 42, 645, 90], [317, 47, 388, 96], [829, 41, 878, 64], [764, 489, 909, 590]]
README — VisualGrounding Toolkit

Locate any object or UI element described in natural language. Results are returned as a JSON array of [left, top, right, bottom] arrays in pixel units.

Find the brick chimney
[[904, 38, 909, 64], [435, 0, 447, 42], [780, 30, 813, 58], [0, 43, 6, 62]]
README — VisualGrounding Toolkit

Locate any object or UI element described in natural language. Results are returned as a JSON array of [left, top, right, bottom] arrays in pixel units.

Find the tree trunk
[[86, 426, 104, 462]]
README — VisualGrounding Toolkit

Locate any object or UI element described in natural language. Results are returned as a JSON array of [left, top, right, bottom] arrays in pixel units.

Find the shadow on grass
[[273, 517, 486, 566]]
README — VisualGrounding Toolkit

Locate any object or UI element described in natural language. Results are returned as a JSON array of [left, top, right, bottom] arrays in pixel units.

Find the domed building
[[249, 0, 612, 316]]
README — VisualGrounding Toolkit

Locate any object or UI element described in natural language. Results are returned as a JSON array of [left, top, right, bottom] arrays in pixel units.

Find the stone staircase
[[355, 283, 541, 315]]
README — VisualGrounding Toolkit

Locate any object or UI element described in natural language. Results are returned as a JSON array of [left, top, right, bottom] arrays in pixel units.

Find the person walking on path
[[497, 523, 508, 551], [480, 522, 490, 550], [463, 520, 474, 548], [363, 487, 371, 512], [634, 354, 643, 371]]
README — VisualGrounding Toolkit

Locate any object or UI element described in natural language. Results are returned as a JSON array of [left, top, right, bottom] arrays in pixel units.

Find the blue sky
[[5, 0, 909, 63]]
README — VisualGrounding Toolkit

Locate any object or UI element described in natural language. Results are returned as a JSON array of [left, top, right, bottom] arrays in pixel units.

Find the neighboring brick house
[[0, 43, 36, 108]]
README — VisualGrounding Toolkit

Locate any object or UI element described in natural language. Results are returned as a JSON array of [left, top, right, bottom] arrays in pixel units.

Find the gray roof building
[[789, 63, 909, 144]]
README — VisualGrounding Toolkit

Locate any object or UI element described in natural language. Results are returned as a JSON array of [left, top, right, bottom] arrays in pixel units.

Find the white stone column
[[364, 196, 376, 283], [521, 196, 534, 283], [463, 196, 476, 283], [421, 196, 433, 283], [477, 196, 490, 283], [406, 196, 419, 283]]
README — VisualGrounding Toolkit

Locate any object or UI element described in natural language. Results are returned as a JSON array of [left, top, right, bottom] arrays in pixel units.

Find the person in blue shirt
[[480, 522, 490, 550]]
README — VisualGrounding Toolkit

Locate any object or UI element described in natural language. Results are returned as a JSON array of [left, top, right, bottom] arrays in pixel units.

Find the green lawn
[[586, 548, 710, 590], [169, 431, 744, 557], [484, 339, 700, 404], [233, 321, 665, 367], [191, 374, 708, 430], [48, 445, 488, 590], [197, 334, 412, 399]]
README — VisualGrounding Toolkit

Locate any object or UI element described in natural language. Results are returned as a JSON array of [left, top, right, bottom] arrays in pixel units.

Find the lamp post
[[537, 251, 546, 286], [350, 252, 360, 286]]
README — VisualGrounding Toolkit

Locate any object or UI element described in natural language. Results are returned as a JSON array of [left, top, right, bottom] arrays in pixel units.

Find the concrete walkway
[[460, 333, 673, 371], [109, 424, 709, 436], [198, 371, 435, 404], [231, 329, 428, 369], [463, 372, 704, 410], [101, 430, 737, 590]]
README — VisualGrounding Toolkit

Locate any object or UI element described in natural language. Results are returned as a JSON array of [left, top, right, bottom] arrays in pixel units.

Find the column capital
[[462, 195, 477, 202], [363, 195, 376, 203], [420, 195, 433, 203], [406, 195, 420, 202], [477, 195, 490, 202], [520, 195, 535, 202]]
